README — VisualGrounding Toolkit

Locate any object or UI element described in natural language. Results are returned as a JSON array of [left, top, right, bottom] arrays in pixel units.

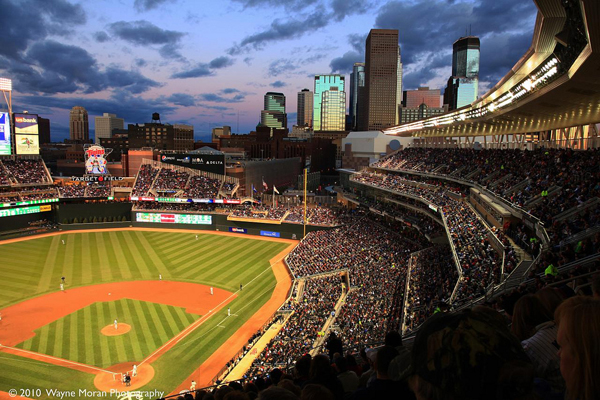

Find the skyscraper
[[297, 89, 314, 128], [349, 63, 365, 130], [260, 92, 287, 129], [404, 87, 441, 108], [70, 106, 89, 142], [362, 29, 402, 131], [94, 113, 124, 144], [444, 36, 480, 110], [313, 74, 345, 131]]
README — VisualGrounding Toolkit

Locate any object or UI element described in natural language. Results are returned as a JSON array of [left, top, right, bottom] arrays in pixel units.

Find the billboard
[[229, 227, 247, 234], [160, 153, 225, 175], [15, 134, 40, 155], [14, 113, 38, 135], [84, 144, 112, 174], [136, 212, 212, 225], [260, 230, 280, 238], [0, 112, 11, 155]]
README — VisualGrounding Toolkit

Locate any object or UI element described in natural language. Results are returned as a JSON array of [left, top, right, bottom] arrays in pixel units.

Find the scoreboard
[[136, 212, 212, 225], [0, 205, 52, 218]]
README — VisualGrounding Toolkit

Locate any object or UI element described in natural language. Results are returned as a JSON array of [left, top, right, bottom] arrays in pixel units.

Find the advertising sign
[[14, 113, 38, 135], [0, 205, 52, 218], [0, 112, 11, 155], [84, 144, 112, 174], [160, 153, 225, 175], [136, 212, 212, 225], [260, 230, 280, 238], [229, 227, 247, 234], [15, 134, 39, 155]]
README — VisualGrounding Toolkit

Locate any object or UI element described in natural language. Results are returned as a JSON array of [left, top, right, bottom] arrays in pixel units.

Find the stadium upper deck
[[384, 0, 600, 139]]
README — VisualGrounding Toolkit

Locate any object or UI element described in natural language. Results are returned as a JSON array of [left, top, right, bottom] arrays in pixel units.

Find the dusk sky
[[0, 0, 538, 142]]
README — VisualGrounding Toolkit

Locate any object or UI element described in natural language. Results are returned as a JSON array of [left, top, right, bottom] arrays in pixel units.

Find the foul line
[[138, 262, 278, 367], [0, 344, 114, 375]]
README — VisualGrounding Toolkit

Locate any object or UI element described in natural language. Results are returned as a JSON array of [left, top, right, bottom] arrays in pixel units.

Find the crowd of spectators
[[132, 164, 160, 196], [403, 246, 458, 332], [86, 183, 112, 198], [59, 185, 86, 198], [153, 169, 190, 192], [247, 275, 343, 377], [1, 159, 51, 185], [183, 176, 222, 198]]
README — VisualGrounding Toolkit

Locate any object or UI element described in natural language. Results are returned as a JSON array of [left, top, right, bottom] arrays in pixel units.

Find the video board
[[136, 212, 212, 225], [14, 113, 39, 155], [0, 112, 11, 155]]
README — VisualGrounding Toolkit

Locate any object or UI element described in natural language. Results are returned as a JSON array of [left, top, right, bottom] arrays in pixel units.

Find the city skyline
[[0, 0, 537, 141]]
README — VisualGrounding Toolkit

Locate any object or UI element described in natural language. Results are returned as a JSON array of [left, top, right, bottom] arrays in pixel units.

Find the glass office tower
[[349, 63, 365, 130], [444, 36, 480, 110], [260, 92, 287, 129], [314, 75, 346, 131]]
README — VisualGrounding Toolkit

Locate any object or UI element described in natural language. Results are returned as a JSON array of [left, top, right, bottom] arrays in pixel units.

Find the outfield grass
[[17, 299, 199, 368], [0, 230, 290, 397]]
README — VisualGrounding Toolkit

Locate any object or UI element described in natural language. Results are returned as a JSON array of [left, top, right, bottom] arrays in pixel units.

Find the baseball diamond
[[0, 229, 295, 398]]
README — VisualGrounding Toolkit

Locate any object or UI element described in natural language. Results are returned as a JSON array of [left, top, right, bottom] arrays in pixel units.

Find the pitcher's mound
[[101, 323, 131, 336], [94, 362, 155, 392]]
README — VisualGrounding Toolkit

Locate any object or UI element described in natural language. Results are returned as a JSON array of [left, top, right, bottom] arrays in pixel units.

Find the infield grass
[[0, 230, 290, 397]]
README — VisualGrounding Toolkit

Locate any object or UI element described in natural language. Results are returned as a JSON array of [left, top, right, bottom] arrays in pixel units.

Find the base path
[[94, 362, 155, 392], [171, 242, 296, 395], [0, 280, 232, 347], [101, 323, 132, 336]]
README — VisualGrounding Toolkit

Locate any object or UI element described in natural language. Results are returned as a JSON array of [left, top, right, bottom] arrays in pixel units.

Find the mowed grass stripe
[[96, 302, 112, 367], [121, 299, 144, 361], [130, 300, 159, 351], [80, 233, 94, 284], [198, 241, 269, 281], [155, 303, 181, 339], [62, 235, 75, 285], [68, 310, 79, 362], [108, 301, 128, 362], [157, 234, 225, 258], [108, 232, 133, 280], [94, 233, 114, 282], [178, 239, 263, 277], [118, 231, 150, 278], [165, 235, 232, 266], [216, 244, 278, 282], [133, 231, 170, 279], [144, 301, 170, 344], [35, 236, 61, 293], [83, 305, 96, 366]]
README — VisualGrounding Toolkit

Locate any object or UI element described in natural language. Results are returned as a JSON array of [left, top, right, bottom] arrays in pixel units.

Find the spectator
[[555, 296, 600, 400], [325, 332, 343, 362], [333, 356, 358, 398], [306, 354, 344, 400], [350, 345, 415, 400], [407, 308, 536, 400]]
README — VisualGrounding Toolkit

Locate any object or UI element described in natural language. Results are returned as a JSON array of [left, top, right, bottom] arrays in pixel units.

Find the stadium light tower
[[0, 78, 12, 116]]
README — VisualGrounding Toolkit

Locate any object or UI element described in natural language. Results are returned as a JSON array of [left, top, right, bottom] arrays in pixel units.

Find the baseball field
[[0, 228, 295, 399]]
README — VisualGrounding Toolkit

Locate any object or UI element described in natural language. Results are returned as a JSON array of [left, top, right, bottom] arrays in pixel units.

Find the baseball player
[[132, 364, 137, 377], [210, 287, 213, 295], [114, 319, 118, 330], [60, 283, 64, 291], [227, 308, 230, 317]]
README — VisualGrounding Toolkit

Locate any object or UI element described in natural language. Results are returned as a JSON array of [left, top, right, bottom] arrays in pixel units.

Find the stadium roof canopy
[[384, 0, 600, 138], [189, 147, 224, 155]]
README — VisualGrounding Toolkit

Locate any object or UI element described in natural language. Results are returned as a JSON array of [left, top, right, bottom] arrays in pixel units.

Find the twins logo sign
[[84, 144, 113, 174]]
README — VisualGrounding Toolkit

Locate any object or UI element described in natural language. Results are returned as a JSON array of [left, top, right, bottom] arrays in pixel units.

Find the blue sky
[[0, 0, 538, 142]]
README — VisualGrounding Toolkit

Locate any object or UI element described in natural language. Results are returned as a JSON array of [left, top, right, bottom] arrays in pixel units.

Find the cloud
[[170, 64, 213, 79], [135, 58, 148, 67], [134, 0, 175, 12], [94, 31, 110, 43], [271, 80, 287, 88], [18, 92, 178, 125], [229, 8, 329, 54], [329, 51, 363, 74], [230, 0, 318, 11], [221, 88, 241, 94], [0, 0, 86, 60], [108, 20, 185, 46], [268, 59, 297, 77], [166, 93, 197, 107], [1, 40, 160, 95], [199, 93, 245, 103], [209, 56, 235, 69], [330, 0, 371, 22], [243, 57, 253, 66], [347, 33, 367, 54]]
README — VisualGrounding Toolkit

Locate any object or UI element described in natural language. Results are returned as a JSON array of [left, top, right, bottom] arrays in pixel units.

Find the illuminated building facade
[[313, 74, 345, 131]]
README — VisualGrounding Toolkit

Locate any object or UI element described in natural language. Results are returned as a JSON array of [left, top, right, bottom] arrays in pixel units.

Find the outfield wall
[[131, 212, 330, 239]]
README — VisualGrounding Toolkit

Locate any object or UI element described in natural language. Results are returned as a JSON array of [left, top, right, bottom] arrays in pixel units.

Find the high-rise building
[[69, 106, 89, 142], [362, 29, 402, 131], [38, 117, 51, 144], [297, 89, 313, 128], [444, 36, 480, 110], [128, 121, 193, 151], [94, 113, 124, 144], [314, 74, 346, 131], [400, 103, 449, 124], [349, 63, 365, 130], [260, 92, 287, 129], [212, 126, 231, 142], [404, 87, 441, 108]]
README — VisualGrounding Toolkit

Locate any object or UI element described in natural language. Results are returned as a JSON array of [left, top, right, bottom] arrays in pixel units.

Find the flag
[[252, 184, 257, 193], [273, 185, 279, 194], [262, 179, 268, 190]]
